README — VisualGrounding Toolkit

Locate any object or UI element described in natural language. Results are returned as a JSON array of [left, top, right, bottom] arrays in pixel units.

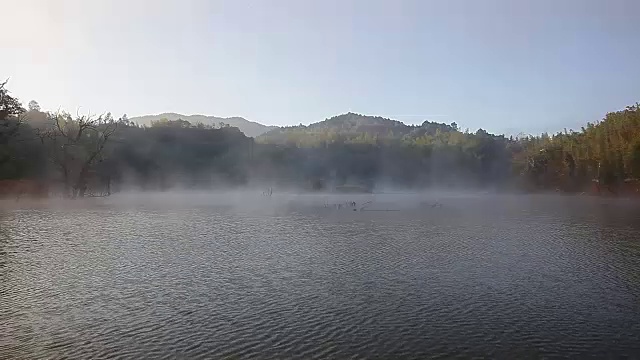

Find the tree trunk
[[74, 169, 89, 198]]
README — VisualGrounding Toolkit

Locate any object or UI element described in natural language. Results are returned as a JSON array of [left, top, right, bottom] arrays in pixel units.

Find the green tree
[[28, 100, 41, 112]]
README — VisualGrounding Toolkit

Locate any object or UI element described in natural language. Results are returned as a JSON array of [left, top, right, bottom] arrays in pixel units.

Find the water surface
[[2, 193, 640, 358]]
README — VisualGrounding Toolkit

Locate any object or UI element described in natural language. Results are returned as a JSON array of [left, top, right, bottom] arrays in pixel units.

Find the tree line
[[1, 80, 639, 197]]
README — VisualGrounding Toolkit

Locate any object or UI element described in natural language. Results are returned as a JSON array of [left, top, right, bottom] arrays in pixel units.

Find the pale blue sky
[[2, 0, 640, 135]]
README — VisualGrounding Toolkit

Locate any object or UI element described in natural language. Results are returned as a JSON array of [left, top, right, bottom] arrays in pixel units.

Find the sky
[[2, 0, 640, 135]]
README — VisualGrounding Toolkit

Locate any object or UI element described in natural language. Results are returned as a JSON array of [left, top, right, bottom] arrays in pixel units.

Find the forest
[[1, 80, 639, 197]]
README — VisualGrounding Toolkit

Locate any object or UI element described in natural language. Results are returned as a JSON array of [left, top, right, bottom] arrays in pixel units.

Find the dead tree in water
[[43, 111, 118, 198]]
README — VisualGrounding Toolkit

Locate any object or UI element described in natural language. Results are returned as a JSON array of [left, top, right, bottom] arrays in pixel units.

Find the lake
[[1, 192, 639, 359]]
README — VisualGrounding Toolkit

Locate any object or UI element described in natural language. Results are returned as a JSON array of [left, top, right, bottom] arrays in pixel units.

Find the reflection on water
[[1, 193, 640, 358]]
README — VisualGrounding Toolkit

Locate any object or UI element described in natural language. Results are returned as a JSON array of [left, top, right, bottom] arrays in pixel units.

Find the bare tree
[[44, 111, 118, 198]]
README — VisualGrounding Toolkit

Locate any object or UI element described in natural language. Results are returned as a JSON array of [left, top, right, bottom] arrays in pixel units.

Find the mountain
[[257, 112, 458, 145], [307, 113, 411, 134], [258, 113, 412, 143], [129, 113, 277, 137]]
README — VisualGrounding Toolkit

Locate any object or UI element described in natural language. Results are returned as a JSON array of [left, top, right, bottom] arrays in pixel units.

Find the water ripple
[[1, 193, 640, 358]]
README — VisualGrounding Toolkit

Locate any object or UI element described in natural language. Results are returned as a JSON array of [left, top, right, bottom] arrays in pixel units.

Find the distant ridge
[[257, 112, 459, 144], [129, 113, 277, 137]]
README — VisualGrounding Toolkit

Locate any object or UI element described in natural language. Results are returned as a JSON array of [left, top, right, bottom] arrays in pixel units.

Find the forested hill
[[308, 113, 408, 132], [129, 113, 276, 137], [2, 78, 640, 196], [257, 112, 460, 145]]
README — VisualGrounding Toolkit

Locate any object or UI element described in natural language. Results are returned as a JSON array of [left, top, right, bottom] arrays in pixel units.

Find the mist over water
[[2, 192, 640, 358]]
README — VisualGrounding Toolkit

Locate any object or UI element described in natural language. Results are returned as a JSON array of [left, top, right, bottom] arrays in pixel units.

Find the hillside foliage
[[1, 81, 639, 195]]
